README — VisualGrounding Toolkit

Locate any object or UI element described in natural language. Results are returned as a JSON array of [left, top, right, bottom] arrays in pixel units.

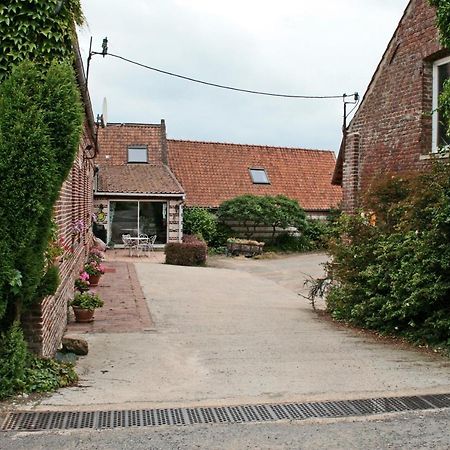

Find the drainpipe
[[178, 203, 183, 242]]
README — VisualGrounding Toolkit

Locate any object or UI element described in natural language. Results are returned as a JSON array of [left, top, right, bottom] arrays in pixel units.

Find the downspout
[[178, 203, 183, 242]]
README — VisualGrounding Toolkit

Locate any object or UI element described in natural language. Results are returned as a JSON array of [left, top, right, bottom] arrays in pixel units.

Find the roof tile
[[167, 140, 342, 210]]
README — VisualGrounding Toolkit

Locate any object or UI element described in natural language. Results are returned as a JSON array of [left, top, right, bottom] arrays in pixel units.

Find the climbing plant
[[430, 1, 450, 138], [0, 0, 84, 82], [430, 0, 450, 48]]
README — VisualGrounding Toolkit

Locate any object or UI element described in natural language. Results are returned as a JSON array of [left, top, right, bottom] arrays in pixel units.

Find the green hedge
[[327, 164, 450, 351], [165, 236, 207, 266]]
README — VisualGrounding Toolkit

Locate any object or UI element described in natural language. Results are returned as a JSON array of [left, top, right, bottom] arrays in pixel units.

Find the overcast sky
[[78, 0, 407, 152]]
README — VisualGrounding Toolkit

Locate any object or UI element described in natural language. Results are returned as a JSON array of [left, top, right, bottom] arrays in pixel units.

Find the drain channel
[[2, 393, 450, 432]]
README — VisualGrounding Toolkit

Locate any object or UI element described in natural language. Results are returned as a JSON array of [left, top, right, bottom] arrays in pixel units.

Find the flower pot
[[88, 274, 101, 287], [72, 306, 95, 323]]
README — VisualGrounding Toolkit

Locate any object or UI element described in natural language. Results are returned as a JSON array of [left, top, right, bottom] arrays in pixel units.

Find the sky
[[78, 0, 407, 152]]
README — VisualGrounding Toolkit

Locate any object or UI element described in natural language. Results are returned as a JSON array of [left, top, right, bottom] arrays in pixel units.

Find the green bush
[[0, 322, 78, 400], [217, 194, 308, 241], [24, 356, 78, 393], [270, 233, 311, 252], [0, 323, 28, 399], [183, 207, 217, 244], [165, 235, 207, 266], [0, 61, 83, 326], [326, 164, 450, 351]]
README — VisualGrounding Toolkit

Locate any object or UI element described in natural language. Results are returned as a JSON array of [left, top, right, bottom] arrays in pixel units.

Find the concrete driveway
[[32, 253, 450, 411]]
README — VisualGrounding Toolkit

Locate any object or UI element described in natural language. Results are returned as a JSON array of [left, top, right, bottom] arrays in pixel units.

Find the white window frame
[[127, 146, 148, 163], [432, 55, 450, 153]]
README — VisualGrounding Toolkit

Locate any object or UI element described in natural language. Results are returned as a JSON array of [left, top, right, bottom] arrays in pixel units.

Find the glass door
[[139, 202, 167, 244], [109, 201, 168, 245], [110, 201, 139, 244]]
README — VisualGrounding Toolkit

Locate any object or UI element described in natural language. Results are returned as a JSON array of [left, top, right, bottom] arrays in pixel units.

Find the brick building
[[21, 45, 96, 357], [332, 0, 448, 211], [94, 122, 185, 246], [167, 139, 341, 219]]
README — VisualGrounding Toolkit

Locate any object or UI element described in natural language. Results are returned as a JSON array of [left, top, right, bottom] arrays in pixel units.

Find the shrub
[[271, 233, 311, 252], [326, 164, 450, 351], [24, 356, 78, 393], [165, 235, 207, 266], [217, 194, 308, 241], [183, 207, 217, 244], [0, 61, 83, 326], [0, 323, 28, 399]]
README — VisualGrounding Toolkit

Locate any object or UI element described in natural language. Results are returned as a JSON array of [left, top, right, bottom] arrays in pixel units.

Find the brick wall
[[22, 123, 95, 357], [342, 0, 445, 212], [168, 199, 182, 242]]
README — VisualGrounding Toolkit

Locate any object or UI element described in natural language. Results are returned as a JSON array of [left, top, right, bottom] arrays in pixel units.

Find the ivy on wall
[[430, 0, 450, 48], [0, 0, 84, 82]]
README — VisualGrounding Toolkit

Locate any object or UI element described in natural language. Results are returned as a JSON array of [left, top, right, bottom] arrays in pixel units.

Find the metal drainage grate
[[2, 393, 450, 432]]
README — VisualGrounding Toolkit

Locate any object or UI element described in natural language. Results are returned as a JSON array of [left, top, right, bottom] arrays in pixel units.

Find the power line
[[91, 50, 354, 101]]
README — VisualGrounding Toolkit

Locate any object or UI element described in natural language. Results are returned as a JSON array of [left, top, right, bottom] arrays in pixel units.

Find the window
[[432, 56, 450, 152], [128, 146, 148, 163], [249, 168, 270, 184]]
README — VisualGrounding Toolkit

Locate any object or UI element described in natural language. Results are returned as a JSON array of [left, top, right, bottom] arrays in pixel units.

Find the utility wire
[[92, 51, 352, 100]]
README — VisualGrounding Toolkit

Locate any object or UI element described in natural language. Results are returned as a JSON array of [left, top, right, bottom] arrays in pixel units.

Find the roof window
[[249, 168, 270, 184], [128, 146, 148, 163]]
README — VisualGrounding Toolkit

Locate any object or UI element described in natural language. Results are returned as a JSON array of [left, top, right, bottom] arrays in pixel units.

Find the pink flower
[[79, 271, 90, 281]]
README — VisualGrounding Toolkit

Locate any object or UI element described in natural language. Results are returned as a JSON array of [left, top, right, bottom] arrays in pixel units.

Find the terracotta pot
[[72, 306, 95, 323], [88, 274, 101, 287]]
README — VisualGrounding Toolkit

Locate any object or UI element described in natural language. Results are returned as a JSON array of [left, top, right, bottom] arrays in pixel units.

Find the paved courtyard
[[25, 252, 450, 412]]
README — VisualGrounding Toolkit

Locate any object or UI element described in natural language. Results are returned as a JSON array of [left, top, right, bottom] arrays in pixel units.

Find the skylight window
[[249, 168, 270, 184], [128, 146, 148, 163]]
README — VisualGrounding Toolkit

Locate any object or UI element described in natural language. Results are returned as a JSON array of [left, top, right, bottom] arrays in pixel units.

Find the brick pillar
[[342, 132, 361, 213]]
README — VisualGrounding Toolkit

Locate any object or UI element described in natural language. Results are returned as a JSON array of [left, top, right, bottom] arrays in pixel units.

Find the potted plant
[[87, 247, 104, 264], [83, 261, 105, 287], [70, 291, 104, 323], [75, 271, 90, 292]]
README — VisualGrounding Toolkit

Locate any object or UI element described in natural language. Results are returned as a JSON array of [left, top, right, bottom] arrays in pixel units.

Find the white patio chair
[[121, 234, 136, 257], [136, 234, 149, 256], [139, 234, 156, 255]]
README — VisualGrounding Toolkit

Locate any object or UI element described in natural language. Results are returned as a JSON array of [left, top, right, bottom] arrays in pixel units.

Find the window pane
[[250, 169, 269, 184], [128, 147, 147, 163], [110, 201, 138, 244], [139, 202, 167, 244], [438, 63, 450, 147]]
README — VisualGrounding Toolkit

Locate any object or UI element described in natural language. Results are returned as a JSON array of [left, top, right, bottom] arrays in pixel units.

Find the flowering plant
[[75, 271, 90, 292], [72, 219, 85, 235], [70, 291, 104, 311], [84, 261, 105, 276], [87, 247, 104, 264]]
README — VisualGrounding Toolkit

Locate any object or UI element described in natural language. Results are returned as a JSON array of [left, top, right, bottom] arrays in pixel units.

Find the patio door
[[109, 201, 167, 245]]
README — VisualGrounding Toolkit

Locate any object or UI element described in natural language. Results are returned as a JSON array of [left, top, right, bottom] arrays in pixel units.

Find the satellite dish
[[101, 97, 108, 128]]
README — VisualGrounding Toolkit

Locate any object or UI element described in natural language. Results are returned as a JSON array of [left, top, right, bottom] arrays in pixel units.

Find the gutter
[[95, 192, 186, 199]]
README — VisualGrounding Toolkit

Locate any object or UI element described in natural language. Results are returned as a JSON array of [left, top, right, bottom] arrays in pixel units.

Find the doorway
[[109, 201, 167, 245]]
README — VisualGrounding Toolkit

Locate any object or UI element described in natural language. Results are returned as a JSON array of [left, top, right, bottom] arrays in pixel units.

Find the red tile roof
[[97, 164, 184, 195], [167, 140, 342, 210]]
